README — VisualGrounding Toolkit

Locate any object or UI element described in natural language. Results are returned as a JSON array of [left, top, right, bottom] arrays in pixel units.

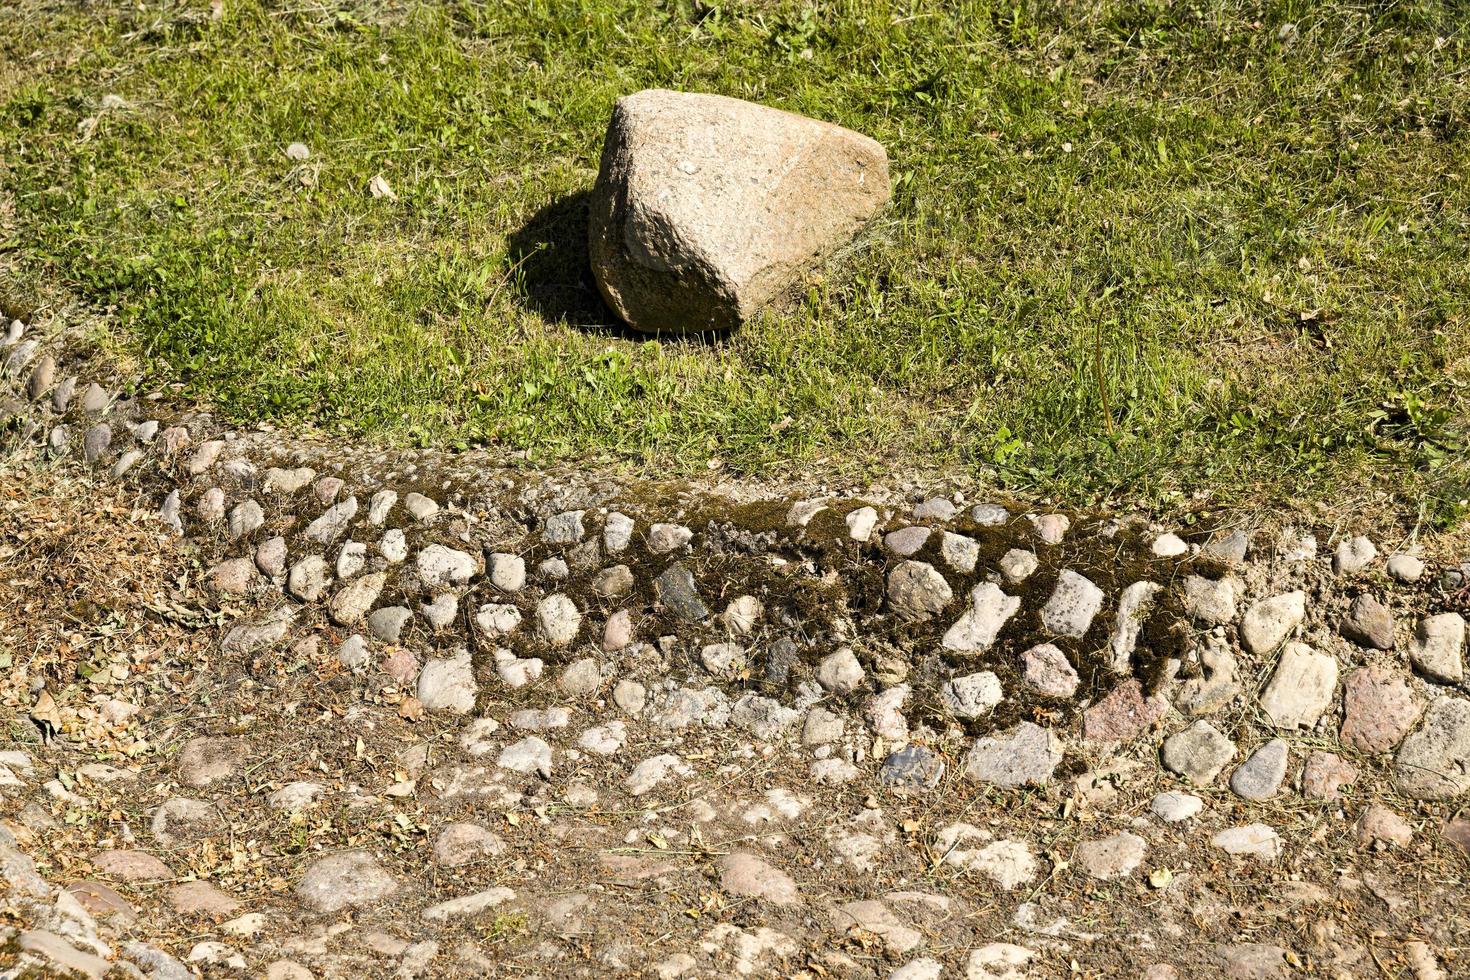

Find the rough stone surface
[[1334, 535, 1377, 574], [941, 582, 1019, 652], [1041, 569, 1103, 638], [717, 852, 801, 905], [888, 561, 952, 622], [1162, 722, 1237, 784], [655, 563, 708, 621], [1394, 697, 1470, 800], [1240, 592, 1305, 655], [1109, 580, 1160, 671], [1229, 739, 1288, 800], [1021, 643, 1079, 698], [295, 851, 398, 913], [964, 722, 1061, 788], [1340, 593, 1395, 650], [1340, 666, 1423, 754], [1210, 825, 1282, 863], [588, 89, 890, 333], [417, 652, 477, 715], [1150, 791, 1203, 823], [1083, 679, 1164, 742], [942, 671, 1003, 719], [1259, 643, 1337, 730], [1184, 575, 1237, 625], [1410, 613, 1465, 684], [1076, 831, 1147, 880], [1300, 751, 1360, 801]]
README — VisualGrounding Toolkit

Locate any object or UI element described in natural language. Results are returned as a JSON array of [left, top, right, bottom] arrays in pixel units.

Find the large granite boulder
[[588, 89, 889, 333]]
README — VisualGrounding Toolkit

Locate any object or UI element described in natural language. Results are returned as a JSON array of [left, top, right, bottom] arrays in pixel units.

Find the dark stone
[[655, 563, 708, 622], [1340, 594, 1395, 650], [879, 745, 944, 790], [764, 636, 799, 687]]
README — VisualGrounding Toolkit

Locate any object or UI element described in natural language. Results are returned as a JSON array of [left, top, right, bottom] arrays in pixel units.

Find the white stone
[[1259, 643, 1337, 729], [1334, 535, 1377, 575], [1041, 570, 1103, 638], [416, 544, 476, 587], [1183, 575, 1237, 625], [1240, 592, 1305, 655], [536, 594, 581, 645], [1109, 581, 1160, 672], [942, 583, 1020, 652], [943, 672, 1003, 719], [1211, 823, 1281, 863], [940, 532, 980, 572], [721, 595, 763, 634], [487, 552, 526, 592], [1150, 790, 1203, 822], [816, 648, 865, 694], [1151, 533, 1188, 558], [475, 603, 522, 638], [417, 652, 476, 714], [845, 506, 878, 542]]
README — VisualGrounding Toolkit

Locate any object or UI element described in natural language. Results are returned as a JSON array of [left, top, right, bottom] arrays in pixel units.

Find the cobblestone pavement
[[2, 317, 1467, 978]]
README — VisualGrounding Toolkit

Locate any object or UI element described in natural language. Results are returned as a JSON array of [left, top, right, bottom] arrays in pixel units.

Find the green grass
[[1, 0, 1467, 519]]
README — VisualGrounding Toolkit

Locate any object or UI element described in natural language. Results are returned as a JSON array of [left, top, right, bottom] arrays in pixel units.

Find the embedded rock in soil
[[942, 582, 1019, 652], [416, 544, 477, 588], [288, 556, 332, 603], [1339, 594, 1395, 650], [1240, 592, 1305, 655], [1410, 613, 1465, 685], [1387, 554, 1425, 583], [655, 563, 709, 621], [327, 572, 385, 626], [1041, 569, 1103, 638], [176, 737, 244, 788], [1300, 751, 1359, 801], [1394, 697, 1470, 800], [221, 608, 294, 656], [536, 594, 582, 645], [588, 89, 889, 334], [1356, 804, 1413, 848], [1184, 575, 1237, 626], [942, 672, 1003, 719], [1174, 632, 1241, 717], [1076, 831, 1147, 880], [967, 943, 1036, 980], [888, 561, 952, 622], [885, 526, 931, 556], [964, 721, 1061, 788], [1150, 791, 1203, 823], [816, 647, 865, 694], [417, 652, 477, 715], [151, 798, 223, 846], [1228, 739, 1288, 801], [1109, 581, 1160, 672], [1083, 679, 1164, 743], [433, 823, 506, 868], [717, 852, 801, 905], [295, 851, 398, 913], [879, 745, 945, 789], [1162, 721, 1237, 784], [1334, 535, 1377, 574], [1258, 643, 1337, 730], [304, 497, 356, 545], [1340, 666, 1422, 754], [999, 548, 1038, 584], [1022, 643, 1079, 698], [1211, 824, 1282, 864]]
